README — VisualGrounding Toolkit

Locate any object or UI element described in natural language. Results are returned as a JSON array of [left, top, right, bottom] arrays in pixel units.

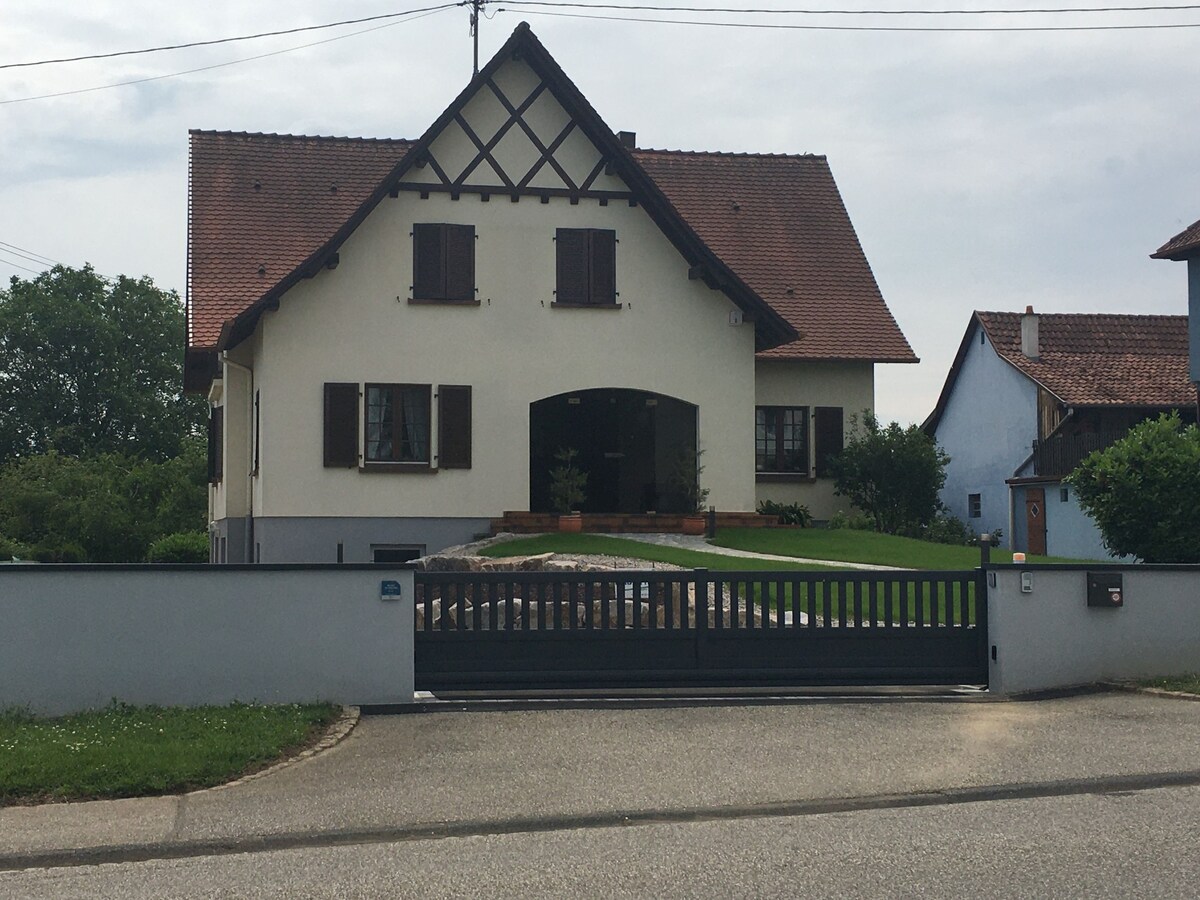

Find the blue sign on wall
[[380, 580, 403, 601]]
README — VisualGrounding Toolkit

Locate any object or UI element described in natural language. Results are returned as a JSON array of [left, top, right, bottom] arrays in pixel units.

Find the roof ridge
[[633, 147, 826, 160], [978, 310, 1186, 321], [188, 129, 414, 144]]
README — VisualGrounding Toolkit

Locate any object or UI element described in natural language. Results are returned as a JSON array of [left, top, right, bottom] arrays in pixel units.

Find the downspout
[[221, 352, 255, 563]]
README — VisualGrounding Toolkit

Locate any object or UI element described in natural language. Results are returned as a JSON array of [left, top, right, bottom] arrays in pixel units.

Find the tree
[[0, 264, 205, 463], [1069, 413, 1200, 563], [830, 412, 950, 534]]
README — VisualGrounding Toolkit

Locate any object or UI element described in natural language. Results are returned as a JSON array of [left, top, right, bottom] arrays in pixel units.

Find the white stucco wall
[[753, 359, 874, 519], [933, 322, 1038, 544], [232, 62, 759, 521]]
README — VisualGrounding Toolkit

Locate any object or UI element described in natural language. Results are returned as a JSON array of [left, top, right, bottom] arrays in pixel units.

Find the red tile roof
[[977, 311, 1193, 407], [1152, 217, 1200, 260], [187, 131, 413, 348], [188, 136, 914, 362], [633, 150, 915, 363]]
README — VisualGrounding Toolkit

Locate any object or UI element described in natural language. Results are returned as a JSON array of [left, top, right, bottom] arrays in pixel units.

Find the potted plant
[[548, 447, 587, 532], [669, 448, 710, 535]]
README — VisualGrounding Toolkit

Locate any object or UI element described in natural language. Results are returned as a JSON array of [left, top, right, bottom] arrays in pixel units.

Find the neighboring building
[[1152, 217, 1200, 388], [924, 309, 1195, 559], [185, 23, 915, 563]]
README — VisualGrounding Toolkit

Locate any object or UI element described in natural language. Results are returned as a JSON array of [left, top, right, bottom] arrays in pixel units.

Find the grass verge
[[479, 533, 835, 571], [0, 701, 340, 806], [1138, 675, 1200, 695], [711, 528, 1097, 570]]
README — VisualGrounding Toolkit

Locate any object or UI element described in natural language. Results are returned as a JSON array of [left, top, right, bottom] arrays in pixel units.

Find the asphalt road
[[5, 784, 1199, 898]]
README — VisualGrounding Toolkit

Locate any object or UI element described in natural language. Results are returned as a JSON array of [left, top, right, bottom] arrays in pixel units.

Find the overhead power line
[[503, 1, 1200, 13], [0, 253, 44, 276], [0, 240, 61, 268], [0, 4, 467, 71], [0, 5, 458, 106], [499, 6, 1200, 29]]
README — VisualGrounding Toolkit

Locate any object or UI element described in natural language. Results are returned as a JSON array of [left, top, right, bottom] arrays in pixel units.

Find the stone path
[[609, 532, 908, 571]]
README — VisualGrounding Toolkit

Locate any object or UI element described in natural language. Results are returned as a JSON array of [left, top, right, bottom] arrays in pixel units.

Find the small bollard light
[[979, 533, 991, 566], [1012, 552, 1026, 563]]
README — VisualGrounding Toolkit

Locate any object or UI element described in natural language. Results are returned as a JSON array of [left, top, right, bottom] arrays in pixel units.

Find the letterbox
[[1086, 573, 1123, 608]]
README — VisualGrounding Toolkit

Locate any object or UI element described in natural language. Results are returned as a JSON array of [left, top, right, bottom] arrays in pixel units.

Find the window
[[372, 545, 425, 563], [207, 406, 224, 483], [756, 406, 809, 474], [968, 493, 981, 518], [365, 384, 431, 463], [412, 223, 475, 302], [1060, 486, 1069, 503], [555, 228, 616, 305]]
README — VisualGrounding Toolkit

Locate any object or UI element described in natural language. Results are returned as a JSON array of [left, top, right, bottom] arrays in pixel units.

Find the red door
[[1025, 488, 1047, 556]]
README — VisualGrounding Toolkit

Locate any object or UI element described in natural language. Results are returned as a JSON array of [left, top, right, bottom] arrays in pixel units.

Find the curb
[[188, 705, 361, 796], [1101, 682, 1200, 703]]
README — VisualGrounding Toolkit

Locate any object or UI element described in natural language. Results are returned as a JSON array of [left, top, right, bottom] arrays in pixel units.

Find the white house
[[924, 308, 1195, 559], [185, 23, 916, 563]]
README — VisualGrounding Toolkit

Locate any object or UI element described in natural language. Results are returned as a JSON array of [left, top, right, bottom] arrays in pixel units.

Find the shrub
[[548, 447, 587, 514], [0, 534, 32, 561], [756, 500, 813, 527], [828, 510, 874, 531], [901, 506, 974, 546], [147, 532, 210, 563]]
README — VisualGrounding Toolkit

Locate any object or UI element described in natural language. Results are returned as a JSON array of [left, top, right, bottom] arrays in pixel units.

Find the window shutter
[[412, 223, 444, 299], [814, 406, 843, 478], [208, 406, 224, 483], [444, 224, 475, 302], [323, 382, 359, 468], [438, 385, 472, 469], [589, 229, 616, 305], [555, 228, 589, 304]]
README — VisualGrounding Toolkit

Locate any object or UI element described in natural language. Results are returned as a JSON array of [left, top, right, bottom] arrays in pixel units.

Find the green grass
[[0, 701, 339, 805], [1139, 674, 1200, 694], [711, 528, 1098, 570], [479, 533, 835, 571]]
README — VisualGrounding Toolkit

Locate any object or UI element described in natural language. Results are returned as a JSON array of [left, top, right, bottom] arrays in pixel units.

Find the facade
[[925, 309, 1195, 559], [186, 24, 916, 563], [1152, 216, 1200, 385]]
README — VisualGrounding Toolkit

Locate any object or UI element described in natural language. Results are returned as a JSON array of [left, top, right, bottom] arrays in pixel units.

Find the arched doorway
[[530, 389, 698, 514]]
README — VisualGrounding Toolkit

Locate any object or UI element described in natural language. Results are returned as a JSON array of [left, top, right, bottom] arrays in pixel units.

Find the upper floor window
[[555, 228, 616, 306], [756, 406, 808, 474], [412, 223, 475, 302], [366, 384, 431, 463]]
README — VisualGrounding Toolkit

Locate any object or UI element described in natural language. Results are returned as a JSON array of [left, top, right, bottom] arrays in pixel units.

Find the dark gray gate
[[414, 568, 988, 691]]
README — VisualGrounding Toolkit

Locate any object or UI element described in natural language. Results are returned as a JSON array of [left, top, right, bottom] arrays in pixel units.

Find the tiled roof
[[633, 150, 916, 363], [187, 131, 413, 348], [187, 135, 915, 362], [1152, 217, 1200, 260], [976, 311, 1193, 407]]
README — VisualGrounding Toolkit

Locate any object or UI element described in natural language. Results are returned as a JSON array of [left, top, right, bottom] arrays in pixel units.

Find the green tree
[[0, 439, 207, 562], [830, 412, 950, 534], [1069, 413, 1200, 563], [0, 264, 205, 463]]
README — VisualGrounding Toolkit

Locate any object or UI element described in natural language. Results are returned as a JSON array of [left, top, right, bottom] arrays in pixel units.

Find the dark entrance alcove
[[529, 389, 698, 514]]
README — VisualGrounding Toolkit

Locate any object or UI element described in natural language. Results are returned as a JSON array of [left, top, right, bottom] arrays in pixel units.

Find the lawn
[[711, 528, 1098, 570], [0, 701, 339, 805], [479, 532, 836, 571]]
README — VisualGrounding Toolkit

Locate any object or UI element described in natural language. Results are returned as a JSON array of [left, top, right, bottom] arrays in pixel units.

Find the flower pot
[[681, 515, 706, 536], [559, 513, 583, 533]]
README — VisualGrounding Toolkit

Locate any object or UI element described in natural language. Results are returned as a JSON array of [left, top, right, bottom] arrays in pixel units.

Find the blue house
[[924, 308, 1194, 559]]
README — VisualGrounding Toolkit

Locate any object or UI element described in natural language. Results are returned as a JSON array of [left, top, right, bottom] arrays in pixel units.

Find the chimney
[[1021, 305, 1040, 359], [617, 130, 636, 149]]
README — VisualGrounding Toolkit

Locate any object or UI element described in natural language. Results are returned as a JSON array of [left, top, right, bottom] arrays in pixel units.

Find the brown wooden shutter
[[438, 385, 472, 469], [207, 406, 224, 483], [412, 223, 443, 299], [814, 406, 843, 478], [444, 224, 475, 302], [589, 229, 616, 305], [323, 382, 359, 468], [555, 228, 589, 304]]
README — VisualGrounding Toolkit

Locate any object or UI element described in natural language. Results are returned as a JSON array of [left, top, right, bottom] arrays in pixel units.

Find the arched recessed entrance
[[530, 389, 698, 514]]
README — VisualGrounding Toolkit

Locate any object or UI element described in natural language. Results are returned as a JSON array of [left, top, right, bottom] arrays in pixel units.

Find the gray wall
[[988, 566, 1200, 695], [1, 566, 415, 715], [248, 516, 493, 563]]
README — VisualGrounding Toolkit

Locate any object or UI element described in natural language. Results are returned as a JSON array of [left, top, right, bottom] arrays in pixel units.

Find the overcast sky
[[2, 1, 1198, 423]]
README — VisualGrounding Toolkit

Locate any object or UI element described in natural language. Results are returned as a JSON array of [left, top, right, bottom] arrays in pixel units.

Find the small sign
[[380, 579, 403, 602]]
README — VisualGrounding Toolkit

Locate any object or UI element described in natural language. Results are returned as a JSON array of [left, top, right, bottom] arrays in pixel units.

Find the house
[[1152, 217, 1200, 386], [924, 308, 1195, 559], [184, 23, 916, 564]]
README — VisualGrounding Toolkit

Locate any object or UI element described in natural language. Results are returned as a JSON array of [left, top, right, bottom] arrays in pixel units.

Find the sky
[[2, 1, 1198, 424]]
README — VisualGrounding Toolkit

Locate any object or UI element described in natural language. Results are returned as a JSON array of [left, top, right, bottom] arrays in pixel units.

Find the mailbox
[[1087, 572, 1123, 608]]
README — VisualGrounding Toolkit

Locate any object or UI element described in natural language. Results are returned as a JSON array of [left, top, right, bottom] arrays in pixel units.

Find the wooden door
[[1025, 488, 1047, 556]]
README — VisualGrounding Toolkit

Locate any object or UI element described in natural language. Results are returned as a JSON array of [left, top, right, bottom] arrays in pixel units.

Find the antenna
[[470, 0, 482, 75]]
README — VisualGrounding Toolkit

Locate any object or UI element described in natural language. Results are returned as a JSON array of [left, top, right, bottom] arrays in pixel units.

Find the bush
[[147, 532, 210, 563], [0, 534, 32, 561], [900, 506, 974, 546], [1069, 413, 1200, 562], [828, 510, 874, 531], [756, 500, 813, 526]]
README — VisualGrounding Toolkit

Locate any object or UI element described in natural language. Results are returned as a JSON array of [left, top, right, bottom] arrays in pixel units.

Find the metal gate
[[414, 568, 988, 691]]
